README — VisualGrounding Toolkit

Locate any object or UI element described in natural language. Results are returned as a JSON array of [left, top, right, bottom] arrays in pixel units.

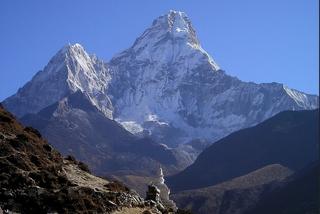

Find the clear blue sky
[[0, 0, 318, 101]]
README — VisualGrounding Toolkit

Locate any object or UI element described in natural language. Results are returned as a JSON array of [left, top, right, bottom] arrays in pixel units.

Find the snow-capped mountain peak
[[60, 44, 114, 118], [60, 43, 87, 55], [107, 10, 317, 146], [113, 10, 219, 71], [3, 43, 113, 118], [151, 10, 197, 42], [35, 43, 92, 82]]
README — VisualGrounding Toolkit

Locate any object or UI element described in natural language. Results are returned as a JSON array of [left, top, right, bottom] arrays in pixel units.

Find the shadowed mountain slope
[[244, 161, 319, 214], [167, 109, 319, 191], [21, 91, 180, 175], [171, 164, 293, 214]]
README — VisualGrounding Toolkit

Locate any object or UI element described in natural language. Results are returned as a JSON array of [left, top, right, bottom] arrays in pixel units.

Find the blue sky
[[0, 0, 318, 101]]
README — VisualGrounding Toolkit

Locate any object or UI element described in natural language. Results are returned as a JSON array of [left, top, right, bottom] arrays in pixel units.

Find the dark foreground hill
[[244, 161, 319, 214], [0, 104, 181, 213], [172, 161, 319, 214], [171, 164, 293, 214], [167, 109, 319, 192]]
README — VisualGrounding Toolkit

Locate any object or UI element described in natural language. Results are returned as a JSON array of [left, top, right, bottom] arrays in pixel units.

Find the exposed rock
[[0, 105, 181, 213], [146, 185, 161, 203]]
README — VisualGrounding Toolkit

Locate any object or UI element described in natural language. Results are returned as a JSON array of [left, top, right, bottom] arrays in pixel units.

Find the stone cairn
[[146, 184, 161, 203]]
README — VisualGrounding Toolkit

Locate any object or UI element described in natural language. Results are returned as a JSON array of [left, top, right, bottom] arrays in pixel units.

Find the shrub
[[78, 161, 91, 173]]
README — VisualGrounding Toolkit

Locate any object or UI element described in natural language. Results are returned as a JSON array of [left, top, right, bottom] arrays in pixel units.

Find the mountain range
[[3, 10, 318, 148]]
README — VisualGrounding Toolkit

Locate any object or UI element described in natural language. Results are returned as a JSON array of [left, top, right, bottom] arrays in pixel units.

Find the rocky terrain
[[0, 104, 182, 213]]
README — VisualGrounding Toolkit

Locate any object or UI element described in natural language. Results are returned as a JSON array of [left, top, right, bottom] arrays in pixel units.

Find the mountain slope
[[167, 109, 319, 191], [2, 10, 318, 148], [244, 161, 319, 214], [0, 104, 177, 213], [172, 162, 319, 214], [171, 164, 293, 214], [21, 91, 180, 175]]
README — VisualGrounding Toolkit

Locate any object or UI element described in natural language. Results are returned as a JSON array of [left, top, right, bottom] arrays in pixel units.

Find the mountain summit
[[3, 44, 113, 118], [3, 10, 319, 147], [111, 10, 219, 70]]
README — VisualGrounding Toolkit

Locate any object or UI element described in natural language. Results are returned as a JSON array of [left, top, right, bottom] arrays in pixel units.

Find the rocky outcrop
[[145, 185, 167, 213], [0, 104, 179, 213], [146, 185, 161, 202]]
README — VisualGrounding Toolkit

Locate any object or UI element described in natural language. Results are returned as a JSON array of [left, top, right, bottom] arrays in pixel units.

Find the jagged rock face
[[2, 10, 319, 147]]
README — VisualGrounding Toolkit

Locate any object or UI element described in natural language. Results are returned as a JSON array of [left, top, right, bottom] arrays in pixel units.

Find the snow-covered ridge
[[283, 85, 318, 109], [62, 44, 113, 118], [3, 43, 113, 118]]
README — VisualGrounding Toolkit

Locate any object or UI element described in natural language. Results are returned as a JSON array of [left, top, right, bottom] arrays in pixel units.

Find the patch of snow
[[117, 120, 144, 134]]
